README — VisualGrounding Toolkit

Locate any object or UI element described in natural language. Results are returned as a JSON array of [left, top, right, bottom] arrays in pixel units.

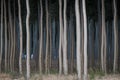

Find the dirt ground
[[0, 74, 120, 80]]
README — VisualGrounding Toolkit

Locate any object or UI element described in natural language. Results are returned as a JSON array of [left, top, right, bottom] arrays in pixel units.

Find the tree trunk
[[0, 0, 3, 73], [70, 12, 74, 73], [45, 0, 49, 74], [18, 0, 23, 74], [8, 0, 14, 72], [12, 0, 16, 72], [70, 31, 74, 73], [26, 0, 30, 79], [97, 0, 101, 70], [82, 0, 88, 79], [58, 0, 63, 75], [63, 0, 68, 75], [75, 0, 82, 79], [4, 0, 8, 72], [39, 0, 43, 74], [101, 0, 106, 73], [81, 13, 84, 75], [113, 0, 118, 73], [8, 22, 11, 71], [49, 16, 52, 70], [89, 20, 94, 69]]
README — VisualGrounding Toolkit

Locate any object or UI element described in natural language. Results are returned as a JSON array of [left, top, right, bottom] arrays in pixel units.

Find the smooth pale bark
[[39, 0, 43, 74], [26, 0, 30, 79], [58, 0, 63, 75], [63, 0, 68, 75], [18, 0, 23, 74], [101, 0, 106, 73], [45, 0, 49, 74], [75, 0, 82, 79], [0, 0, 3, 72], [101, 0, 104, 72], [82, 0, 88, 79], [4, 0, 8, 72], [113, 0, 118, 73]]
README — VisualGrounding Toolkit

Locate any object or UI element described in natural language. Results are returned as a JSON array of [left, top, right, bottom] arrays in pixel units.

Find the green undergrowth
[[2, 71, 23, 79], [89, 69, 105, 80], [49, 69, 58, 74]]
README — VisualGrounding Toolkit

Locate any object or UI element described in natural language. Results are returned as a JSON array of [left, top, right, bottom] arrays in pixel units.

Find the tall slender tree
[[101, 0, 104, 73], [39, 0, 43, 74], [58, 0, 63, 75], [0, 0, 3, 72], [8, 20, 11, 71], [45, 0, 49, 74], [49, 16, 52, 70], [4, 0, 8, 72], [82, 0, 88, 79], [63, 0, 68, 75], [8, 0, 14, 72], [12, 0, 16, 72], [70, 11, 74, 73], [101, 0, 107, 73], [97, 0, 101, 69], [75, 0, 82, 79], [18, 0, 23, 74], [26, 0, 30, 79], [113, 0, 118, 73]]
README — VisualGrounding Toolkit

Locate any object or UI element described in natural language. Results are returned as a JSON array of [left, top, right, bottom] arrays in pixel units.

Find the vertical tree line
[[0, 0, 119, 80]]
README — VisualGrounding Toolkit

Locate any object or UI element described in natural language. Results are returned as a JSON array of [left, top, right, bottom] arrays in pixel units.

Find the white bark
[[39, 0, 43, 74], [0, 0, 3, 72], [58, 0, 63, 75], [63, 0, 68, 75], [82, 0, 88, 79], [75, 0, 82, 79], [45, 0, 49, 74], [26, 0, 30, 79], [18, 0, 23, 74], [101, 0, 106, 73], [113, 0, 118, 73]]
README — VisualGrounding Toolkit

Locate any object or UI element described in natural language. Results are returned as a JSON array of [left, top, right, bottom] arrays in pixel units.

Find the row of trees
[[0, 0, 119, 80]]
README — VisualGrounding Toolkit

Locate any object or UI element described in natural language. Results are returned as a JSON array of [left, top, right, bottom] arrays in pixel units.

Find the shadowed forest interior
[[0, 0, 120, 80]]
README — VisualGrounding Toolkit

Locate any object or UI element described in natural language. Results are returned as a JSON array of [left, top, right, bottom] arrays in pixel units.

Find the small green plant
[[96, 71, 105, 77], [49, 69, 58, 74], [6, 71, 20, 79], [89, 69, 105, 80], [89, 69, 95, 80]]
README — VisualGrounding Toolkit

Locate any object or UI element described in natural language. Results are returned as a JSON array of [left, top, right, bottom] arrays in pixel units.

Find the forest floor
[[0, 73, 120, 80], [94, 74, 120, 80]]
